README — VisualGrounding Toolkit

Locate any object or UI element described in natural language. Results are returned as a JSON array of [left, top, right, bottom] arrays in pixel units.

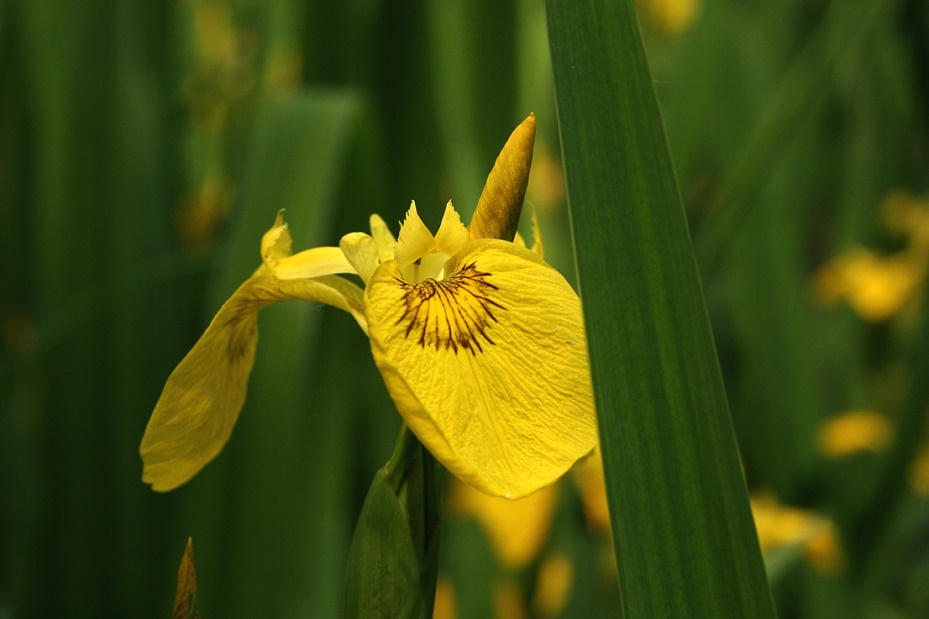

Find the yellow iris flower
[[141, 116, 597, 499]]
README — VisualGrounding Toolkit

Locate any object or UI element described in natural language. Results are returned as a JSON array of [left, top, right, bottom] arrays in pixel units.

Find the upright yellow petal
[[433, 201, 470, 257], [369, 213, 397, 262], [141, 272, 366, 491], [340, 232, 380, 284], [395, 201, 435, 270], [261, 211, 292, 264], [365, 239, 597, 498]]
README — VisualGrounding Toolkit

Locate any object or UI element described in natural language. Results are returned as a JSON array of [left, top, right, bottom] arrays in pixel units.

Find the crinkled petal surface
[[365, 239, 597, 498], [141, 272, 366, 491]]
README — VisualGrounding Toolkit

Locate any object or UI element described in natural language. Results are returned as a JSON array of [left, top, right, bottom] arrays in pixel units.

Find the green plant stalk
[[546, 0, 776, 616], [343, 426, 443, 619]]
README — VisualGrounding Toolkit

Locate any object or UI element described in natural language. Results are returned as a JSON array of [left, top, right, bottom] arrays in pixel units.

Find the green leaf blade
[[545, 1, 776, 617]]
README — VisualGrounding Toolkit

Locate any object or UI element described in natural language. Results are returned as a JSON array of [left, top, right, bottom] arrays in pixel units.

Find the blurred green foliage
[[1, 0, 929, 617]]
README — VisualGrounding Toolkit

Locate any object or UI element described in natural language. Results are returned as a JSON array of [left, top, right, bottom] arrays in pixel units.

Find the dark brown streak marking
[[396, 262, 504, 355]]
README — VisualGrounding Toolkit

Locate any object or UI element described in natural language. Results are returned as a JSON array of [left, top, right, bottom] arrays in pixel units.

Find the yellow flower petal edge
[[365, 237, 597, 498]]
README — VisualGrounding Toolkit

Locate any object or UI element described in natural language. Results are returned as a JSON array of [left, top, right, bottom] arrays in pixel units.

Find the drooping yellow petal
[[140, 272, 366, 491], [365, 239, 597, 498], [270, 246, 356, 280], [470, 114, 536, 242]]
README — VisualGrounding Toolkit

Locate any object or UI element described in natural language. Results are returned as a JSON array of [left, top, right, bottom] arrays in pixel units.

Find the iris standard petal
[[140, 272, 367, 491], [394, 202, 435, 270], [433, 201, 470, 257], [369, 214, 397, 263], [340, 232, 380, 284], [364, 239, 597, 498]]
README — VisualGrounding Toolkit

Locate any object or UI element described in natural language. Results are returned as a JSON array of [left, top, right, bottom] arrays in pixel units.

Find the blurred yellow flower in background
[[882, 191, 929, 257], [909, 445, 929, 495], [574, 448, 611, 536], [637, 0, 700, 34], [815, 191, 929, 322], [450, 479, 558, 568], [814, 249, 921, 321], [817, 410, 894, 458], [750, 491, 844, 574], [533, 554, 574, 618]]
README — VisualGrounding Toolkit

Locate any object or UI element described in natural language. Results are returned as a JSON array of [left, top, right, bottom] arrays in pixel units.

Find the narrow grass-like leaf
[[546, 1, 776, 616]]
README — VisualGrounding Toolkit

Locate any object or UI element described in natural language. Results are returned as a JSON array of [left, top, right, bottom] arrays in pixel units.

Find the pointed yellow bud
[[469, 114, 536, 242], [173, 538, 199, 619]]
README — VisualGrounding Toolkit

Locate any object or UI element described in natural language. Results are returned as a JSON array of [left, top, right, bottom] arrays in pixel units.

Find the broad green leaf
[[546, 0, 776, 616], [344, 468, 424, 619]]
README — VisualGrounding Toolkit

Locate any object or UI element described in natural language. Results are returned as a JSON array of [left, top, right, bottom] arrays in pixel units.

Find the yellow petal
[[369, 213, 397, 262], [340, 232, 380, 284], [271, 246, 356, 280], [140, 273, 366, 491], [513, 207, 545, 259], [529, 206, 544, 258], [395, 201, 435, 270], [470, 114, 536, 242], [433, 201, 470, 257], [261, 210, 292, 264], [365, 239, 597, 498], [261, 211, 355, 279]]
